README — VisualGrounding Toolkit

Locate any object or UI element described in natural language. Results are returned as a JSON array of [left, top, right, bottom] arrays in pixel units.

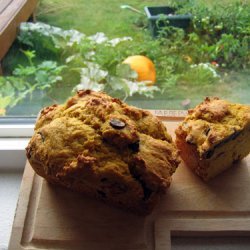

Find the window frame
[[0, 117, 35, 169], [0, 117, 35, 137]]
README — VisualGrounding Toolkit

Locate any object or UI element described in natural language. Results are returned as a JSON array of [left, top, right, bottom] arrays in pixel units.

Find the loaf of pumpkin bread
[[26, 90, 180, 214], [175, 97, 250, 181]]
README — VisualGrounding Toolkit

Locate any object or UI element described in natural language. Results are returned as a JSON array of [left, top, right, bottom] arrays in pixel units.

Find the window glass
[[1, 0, 249, 118]]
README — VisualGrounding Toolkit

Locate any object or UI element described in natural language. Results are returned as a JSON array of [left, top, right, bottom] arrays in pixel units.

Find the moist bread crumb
[[26, 90, 180, 214], [175, 97, 250, 181]]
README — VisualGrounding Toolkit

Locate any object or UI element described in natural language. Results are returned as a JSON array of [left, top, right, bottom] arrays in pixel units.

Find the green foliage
[[17, 22, 160, 101], [0, 76, 33, 115], [176, 0, 250, 69], [0, 50, 65, 114], [1, 0, 250, 115], [12, 51, 65, 91]]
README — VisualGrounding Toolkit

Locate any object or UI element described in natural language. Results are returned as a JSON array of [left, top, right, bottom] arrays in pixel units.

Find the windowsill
[[0, 139, 29, 249], [0, 169, 23, 250], [0, 138, 30, 150], [0, 124, 34, 137], [0, 138, 30, 169]]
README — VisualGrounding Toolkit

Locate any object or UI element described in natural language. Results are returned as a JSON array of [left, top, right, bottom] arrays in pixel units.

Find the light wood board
[[9, 121, 250, 250]]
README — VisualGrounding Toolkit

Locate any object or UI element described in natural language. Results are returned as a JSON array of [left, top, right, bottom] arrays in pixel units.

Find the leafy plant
[[2, 0, 250, 115], [0, 76, 33, 116], [0, 50, 65, 115], [17, 22, 160, 100], [175, 1, 250, 69], [12, 50, 66, 92]]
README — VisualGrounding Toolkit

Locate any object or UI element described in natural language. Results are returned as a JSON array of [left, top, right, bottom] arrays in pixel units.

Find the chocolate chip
[[230, 130, 240, 140], [37, 132, 45, 142], [128, 141, 140, 152], [109, 118, 126, 129], [203, 149, 214, 159], [97, 190, 106, 199], [204, 128, 211, 136]]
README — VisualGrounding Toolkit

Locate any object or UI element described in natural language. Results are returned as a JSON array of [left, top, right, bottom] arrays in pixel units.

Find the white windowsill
[[0, 170, 22, 250], [0, 121, 34, 169], [0, 124, 34, 137], [0, 138, 28, 249], [0, 138, 30, 150], [0, 138, 30, 170]]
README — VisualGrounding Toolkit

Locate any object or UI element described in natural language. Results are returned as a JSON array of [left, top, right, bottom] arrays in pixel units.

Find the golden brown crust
[[26, 90, 180, 214], [175, 97, 250, 181]]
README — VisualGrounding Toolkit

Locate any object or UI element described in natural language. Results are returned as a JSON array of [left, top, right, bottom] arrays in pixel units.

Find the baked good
[[26, 90, 180, 214], [175, 97, 250, 181]]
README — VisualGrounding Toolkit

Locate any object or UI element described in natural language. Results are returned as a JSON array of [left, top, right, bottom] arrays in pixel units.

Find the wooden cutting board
[[9, 121, 250, 250]]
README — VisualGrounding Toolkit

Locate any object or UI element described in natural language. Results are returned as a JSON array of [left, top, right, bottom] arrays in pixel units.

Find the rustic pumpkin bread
[[175, 97, 250, 181], [26, 90, 180, 214]]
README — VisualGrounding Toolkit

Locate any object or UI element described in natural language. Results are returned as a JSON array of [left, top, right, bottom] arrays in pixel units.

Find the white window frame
[[0, 124, 34, 137], [0, 117, 35, 169]]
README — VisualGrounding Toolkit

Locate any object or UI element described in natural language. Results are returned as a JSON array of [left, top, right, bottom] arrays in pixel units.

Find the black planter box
[[144, 6, 192, 37]]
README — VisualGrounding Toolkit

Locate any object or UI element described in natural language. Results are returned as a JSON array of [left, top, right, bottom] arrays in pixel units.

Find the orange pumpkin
[[122, 55, 156, 85]]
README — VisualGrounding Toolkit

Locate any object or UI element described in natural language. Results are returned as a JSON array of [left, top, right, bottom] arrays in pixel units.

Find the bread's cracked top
[[176, 97, 250, 157], [27, 90, 180, 209]]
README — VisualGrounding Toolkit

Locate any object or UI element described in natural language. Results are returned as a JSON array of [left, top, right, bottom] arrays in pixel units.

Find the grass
[[4, 0, 166, 74], [37, 0, 248, 37], [36, 0, 167, 37]]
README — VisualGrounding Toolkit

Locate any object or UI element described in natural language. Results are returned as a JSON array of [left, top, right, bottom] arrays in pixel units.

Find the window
[[1, 0, 249, 119]]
